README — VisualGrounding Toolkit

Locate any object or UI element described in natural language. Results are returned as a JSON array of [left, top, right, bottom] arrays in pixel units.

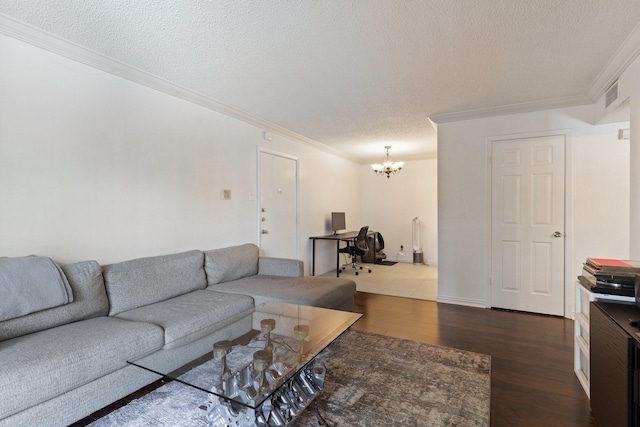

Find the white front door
[[491, 135, 565, 316], [258, 150, 298, 258]]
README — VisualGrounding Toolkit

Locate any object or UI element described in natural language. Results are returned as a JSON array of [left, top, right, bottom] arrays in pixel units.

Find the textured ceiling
[[1, 1, 640, 163]]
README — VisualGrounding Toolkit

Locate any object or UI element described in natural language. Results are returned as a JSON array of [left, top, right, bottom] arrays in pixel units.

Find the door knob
[[553, 231, 563, 238], [262, 230, 269, 234]]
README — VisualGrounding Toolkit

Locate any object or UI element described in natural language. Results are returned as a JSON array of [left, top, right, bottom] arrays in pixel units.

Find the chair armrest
[[258, 257, 304, 278]]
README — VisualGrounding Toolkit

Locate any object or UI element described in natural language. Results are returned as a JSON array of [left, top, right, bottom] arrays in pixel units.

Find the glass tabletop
[[128, 301, 362, 410]]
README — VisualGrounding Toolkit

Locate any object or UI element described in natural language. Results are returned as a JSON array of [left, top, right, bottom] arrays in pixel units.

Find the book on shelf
[[583, 262, 637, 278], [586, 258, 635, 269], [585, 258, 640, 274], [581, 265, 635, 286]]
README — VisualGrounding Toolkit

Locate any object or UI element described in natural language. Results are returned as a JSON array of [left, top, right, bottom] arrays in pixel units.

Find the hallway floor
[[322, 261, 437, 301]]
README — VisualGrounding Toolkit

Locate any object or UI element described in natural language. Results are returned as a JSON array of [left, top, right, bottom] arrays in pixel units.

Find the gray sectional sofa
[[0, 243, 356, 427]]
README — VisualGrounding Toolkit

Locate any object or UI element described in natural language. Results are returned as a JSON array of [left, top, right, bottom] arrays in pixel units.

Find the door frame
[[485, 129, 574, 318], [257, 147, 299, 258]]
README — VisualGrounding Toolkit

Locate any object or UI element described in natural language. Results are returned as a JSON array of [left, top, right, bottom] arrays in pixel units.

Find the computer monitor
[[331, 212, 346, 234]]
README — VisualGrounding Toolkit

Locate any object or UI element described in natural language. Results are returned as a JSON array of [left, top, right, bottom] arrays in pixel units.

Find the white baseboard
[[436, 295, 489, 308], [393, 255, 436, 265]]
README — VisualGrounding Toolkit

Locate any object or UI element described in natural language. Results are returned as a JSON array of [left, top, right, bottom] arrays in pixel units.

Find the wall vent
[[605, 81, 619, 108]]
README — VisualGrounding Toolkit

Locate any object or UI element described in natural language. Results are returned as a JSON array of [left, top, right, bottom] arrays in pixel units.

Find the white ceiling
[[2, 1, 640, 163]]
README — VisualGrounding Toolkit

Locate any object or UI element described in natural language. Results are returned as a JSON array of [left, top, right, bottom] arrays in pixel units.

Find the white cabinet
[[574, 281, 634, 398]]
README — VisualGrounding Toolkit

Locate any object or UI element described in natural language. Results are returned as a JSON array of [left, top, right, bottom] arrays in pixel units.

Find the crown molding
[[587, 20, 640, 102], [0, 13, 358, 163], [429, 94, 591, 124], [431, 21, 640, 124]]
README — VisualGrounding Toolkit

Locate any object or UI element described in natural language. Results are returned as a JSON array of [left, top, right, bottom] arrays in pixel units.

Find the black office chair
[[362, 231, 387, 264], [339, 226, 372, 275]]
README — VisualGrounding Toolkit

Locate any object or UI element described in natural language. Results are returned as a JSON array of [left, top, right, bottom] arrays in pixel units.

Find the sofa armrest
[[258, 257, 304, 278]]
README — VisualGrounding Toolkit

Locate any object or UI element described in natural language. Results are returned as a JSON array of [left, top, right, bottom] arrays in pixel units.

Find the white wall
[[293, 142, 363, 275], [360, 158, 437, 264], [438, 105, 630, 313], [572, 124, 630, 273], [609, 52, 640, 258], [0, 34, 360, 269], [632, 88, 640, 259]]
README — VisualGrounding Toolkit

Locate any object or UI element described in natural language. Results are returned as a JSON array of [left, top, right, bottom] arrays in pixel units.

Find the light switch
[[221, 189, 231, 200]]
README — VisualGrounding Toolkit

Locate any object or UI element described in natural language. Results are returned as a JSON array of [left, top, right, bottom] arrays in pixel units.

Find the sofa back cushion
[[204, 244, 259, 285], [103, 250, 206, 316], [0, 260, 108, 341]]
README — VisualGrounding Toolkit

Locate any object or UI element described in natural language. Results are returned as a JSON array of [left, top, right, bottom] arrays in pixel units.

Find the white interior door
[[258, 150, 298, 258], [491, 135, 565, 316]]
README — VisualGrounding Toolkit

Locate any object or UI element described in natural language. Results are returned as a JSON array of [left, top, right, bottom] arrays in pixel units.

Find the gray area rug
[[89, 330, 490, 427]]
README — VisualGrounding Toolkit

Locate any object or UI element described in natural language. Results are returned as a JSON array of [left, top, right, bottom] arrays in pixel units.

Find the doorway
[[258, 149, 298, 258], [490, 134, 566, 316]]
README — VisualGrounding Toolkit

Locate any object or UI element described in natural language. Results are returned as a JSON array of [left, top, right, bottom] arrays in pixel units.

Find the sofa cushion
[[0, 260, 108, 341], [257, 257, 304, 278], [0, 316, 163, 420], [115, 290, 255, 350], [204, 244, 259, 285], [103, 250, 207, 316], [206, 276, 357, 310], [0, 256, 74, 322]]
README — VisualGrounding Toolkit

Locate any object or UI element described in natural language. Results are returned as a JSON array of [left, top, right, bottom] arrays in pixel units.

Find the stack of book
[[581, 258, 640, 291]]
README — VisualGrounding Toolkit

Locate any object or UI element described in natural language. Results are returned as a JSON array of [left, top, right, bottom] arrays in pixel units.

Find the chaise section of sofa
[[204, 243, 357, 311], [209, 275, 357, 311]]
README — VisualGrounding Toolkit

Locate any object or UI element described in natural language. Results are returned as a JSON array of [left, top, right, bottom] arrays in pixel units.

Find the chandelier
[[371, 146, 404, 178]]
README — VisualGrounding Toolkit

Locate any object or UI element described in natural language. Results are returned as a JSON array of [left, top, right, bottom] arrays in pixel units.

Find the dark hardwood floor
[[351, 292, 598, 427], [73, 291, 597, 426]]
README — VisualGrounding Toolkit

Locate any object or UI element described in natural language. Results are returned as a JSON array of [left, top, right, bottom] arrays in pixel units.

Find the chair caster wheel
[[368, 270, 372, 273], [359, 267, 363, 270], [355, 272, 359, 275]]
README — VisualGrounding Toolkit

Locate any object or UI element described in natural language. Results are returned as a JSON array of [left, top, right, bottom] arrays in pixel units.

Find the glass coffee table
[[128, 301, 362, 426]]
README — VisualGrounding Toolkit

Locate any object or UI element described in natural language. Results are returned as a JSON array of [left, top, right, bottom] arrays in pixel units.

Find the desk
[[309, 231, 369, 277]]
